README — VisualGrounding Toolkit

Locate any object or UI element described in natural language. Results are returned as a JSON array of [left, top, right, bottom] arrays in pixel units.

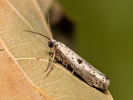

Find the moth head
[[48, 39, 56, 48]]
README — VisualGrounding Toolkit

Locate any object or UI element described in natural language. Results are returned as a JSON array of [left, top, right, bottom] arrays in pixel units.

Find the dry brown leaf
[[0, 38, 48, 100], [0, 0, 113, 100]]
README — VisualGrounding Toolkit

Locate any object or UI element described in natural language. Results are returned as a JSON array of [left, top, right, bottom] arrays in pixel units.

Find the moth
[[25, 30, 110, 91]]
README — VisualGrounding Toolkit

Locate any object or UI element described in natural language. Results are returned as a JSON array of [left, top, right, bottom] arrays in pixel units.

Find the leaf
[[0, 0, 113, 100], [37, 0, 55, 15]]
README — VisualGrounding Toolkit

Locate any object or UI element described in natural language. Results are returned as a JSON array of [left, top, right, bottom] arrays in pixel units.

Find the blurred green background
[[58, 0, 133, 100]]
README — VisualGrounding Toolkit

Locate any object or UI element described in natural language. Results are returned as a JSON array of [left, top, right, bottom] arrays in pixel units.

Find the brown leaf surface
[[0, 38, 48, 100], [0, 0, 113, 100]]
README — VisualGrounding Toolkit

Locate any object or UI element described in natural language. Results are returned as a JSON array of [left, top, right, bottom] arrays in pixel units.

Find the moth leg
[[44, 53, 55, 79], [65, 63, 69, 69], [44, 65, 53, 79], [43, 53, 55, 72], [87, 81, 93, 87], [72, 70, 75, 74]]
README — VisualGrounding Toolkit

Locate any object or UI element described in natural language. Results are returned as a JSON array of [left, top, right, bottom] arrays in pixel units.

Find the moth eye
[[49, 42, 54, 47]]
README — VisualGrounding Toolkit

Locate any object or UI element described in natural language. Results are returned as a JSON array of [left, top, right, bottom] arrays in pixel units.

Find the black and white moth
[[25, 30, 110, 91]]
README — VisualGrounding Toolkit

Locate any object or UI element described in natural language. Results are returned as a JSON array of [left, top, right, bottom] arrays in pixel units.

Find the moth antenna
[[24, 30, 51, 40], [47, 13, 53, 38]]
